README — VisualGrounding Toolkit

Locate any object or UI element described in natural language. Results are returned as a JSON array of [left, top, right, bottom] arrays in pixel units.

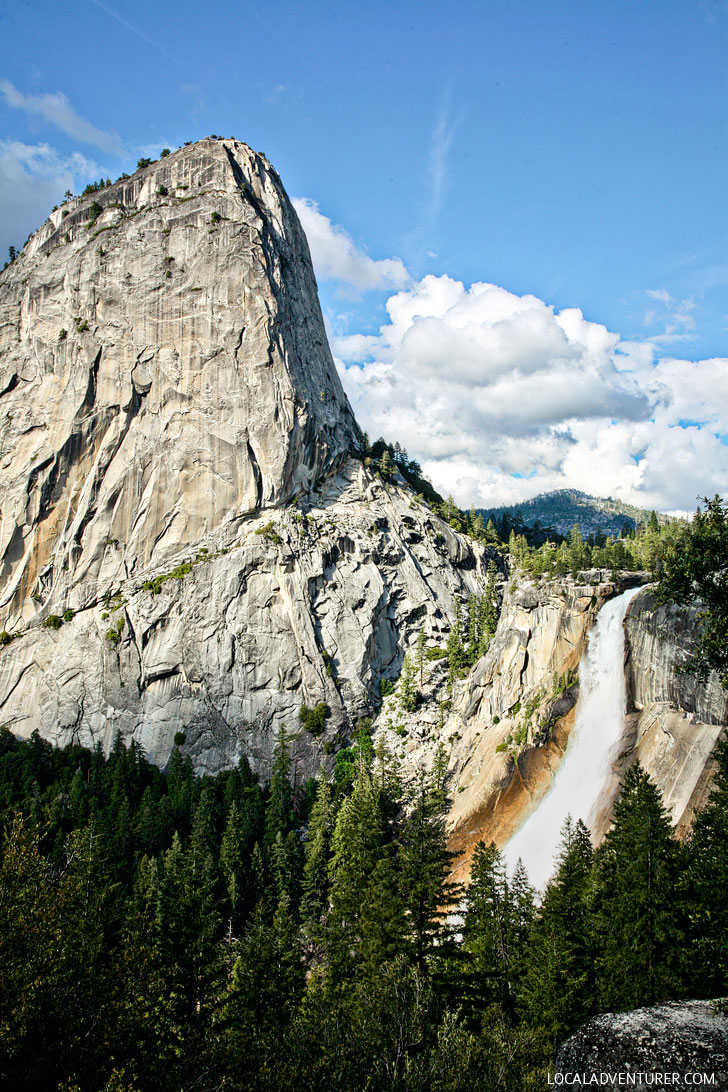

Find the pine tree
[[271, 828, 302, 908], [399, 772, 461, 971], [568, 523, 584, 577], [509, 857, 536, 963], [478, 561, 499, 655], [379, 448, 394, 481], [326, 762, 385, 979], [301, 773, 334, 930], [167, 745, 194, 837], [220, 801, 247, 927], [685, 737, 728, 997], [358, 848, 408, 979], [222, 894, 305, 1081], [265, 723, 294, 853], [228, 893, 304, 1027], [592, 763, 683, 1010], [135, 784, 162, 857], [248, 840, 266, 909], [158, 831, 221, 1037], [520, 817, 593, 1045], [461, 842, 514, 1012], [190, 781, 219, 862]]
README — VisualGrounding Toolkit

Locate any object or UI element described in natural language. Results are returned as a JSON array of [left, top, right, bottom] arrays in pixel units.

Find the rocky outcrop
[[0, 144, 488, 777], [0, 458, 487, 778], [555, 1000, 728, 1088], [0, 138, 356, 627], [0, 456, 488, 778], [614, 589, 728, 837]]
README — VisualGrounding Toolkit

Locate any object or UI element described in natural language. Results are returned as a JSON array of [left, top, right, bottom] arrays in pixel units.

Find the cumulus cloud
[[331, 271, 728, 513], [0, 80, 122, 154], [0, 141, 101, 256], [292, 197, 410, 292]]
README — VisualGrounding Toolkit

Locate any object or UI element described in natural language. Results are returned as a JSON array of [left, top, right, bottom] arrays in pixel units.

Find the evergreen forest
[[1, 720, 726, 1092]]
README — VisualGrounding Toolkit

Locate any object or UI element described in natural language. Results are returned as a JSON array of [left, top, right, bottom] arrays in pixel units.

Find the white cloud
[[292, 197, 410, 292], [427, 90, 455, 224], [0, 141, 101, 256], [0, 79, 122, 154], [332, 269, 728, 513], [643, 287, 698, 345]]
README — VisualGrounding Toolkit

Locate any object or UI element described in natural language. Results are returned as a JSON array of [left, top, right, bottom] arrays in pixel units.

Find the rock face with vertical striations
[[0, 138, 487, 777], [619, 588, 727, 835], [0, 138, 357, 617]]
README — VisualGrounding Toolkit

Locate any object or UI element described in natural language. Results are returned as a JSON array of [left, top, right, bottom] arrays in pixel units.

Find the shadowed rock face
[[615, 589, 728, 838], [0, 140, 488, 776], [555, 1000, 728, 1088], [0, 138, 356, 625]]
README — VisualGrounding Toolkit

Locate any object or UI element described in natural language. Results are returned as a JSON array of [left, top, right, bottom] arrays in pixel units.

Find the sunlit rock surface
[[0, 140, 486, 776], [0, 138, 357, 622]]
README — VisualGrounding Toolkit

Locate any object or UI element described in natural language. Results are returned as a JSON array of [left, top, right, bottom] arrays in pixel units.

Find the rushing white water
[[503, 584, 644, 890]]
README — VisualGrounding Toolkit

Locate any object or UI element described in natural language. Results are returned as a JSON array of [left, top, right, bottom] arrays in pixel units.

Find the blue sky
[[1, 0, 727, 512]]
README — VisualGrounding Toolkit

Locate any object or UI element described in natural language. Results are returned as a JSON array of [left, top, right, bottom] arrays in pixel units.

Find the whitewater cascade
[[503, 584, 644, 890]]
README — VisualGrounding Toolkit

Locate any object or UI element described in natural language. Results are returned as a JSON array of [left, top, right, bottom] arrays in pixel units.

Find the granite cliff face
[[620, 589, 728, 836], [0, 138, 356, 624], [0, 139, 486, 777]]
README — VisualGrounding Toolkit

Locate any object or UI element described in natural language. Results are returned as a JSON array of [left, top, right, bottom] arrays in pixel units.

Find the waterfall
[[503, 584, 644, 890]]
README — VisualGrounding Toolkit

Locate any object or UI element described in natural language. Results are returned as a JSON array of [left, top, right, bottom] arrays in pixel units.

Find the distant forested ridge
[[0, 716, 726, 1092], [480, 488, 666, 540]]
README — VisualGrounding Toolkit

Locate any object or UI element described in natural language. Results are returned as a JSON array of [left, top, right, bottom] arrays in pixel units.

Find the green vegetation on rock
[[655, 494, 728, 687], [142, 562, 193, 595], [298, 702, 330, 736]]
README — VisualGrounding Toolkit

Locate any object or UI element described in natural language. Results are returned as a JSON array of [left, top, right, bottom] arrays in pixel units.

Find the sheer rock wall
[[0, 138, 356, 627], [618, 588, 727, 837]]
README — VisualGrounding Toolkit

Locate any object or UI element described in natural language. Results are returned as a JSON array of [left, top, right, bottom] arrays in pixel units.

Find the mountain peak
[[0, 137, 357, 624]]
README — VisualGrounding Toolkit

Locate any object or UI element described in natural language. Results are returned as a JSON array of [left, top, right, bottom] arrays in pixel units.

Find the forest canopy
[[0, 724, 726, 1092]]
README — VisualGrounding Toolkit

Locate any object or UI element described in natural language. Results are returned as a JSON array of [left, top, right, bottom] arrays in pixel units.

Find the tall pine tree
[[685, 737, 728, 998], [520, 816, 593, 1045], [592, 763, 684, 1010]]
